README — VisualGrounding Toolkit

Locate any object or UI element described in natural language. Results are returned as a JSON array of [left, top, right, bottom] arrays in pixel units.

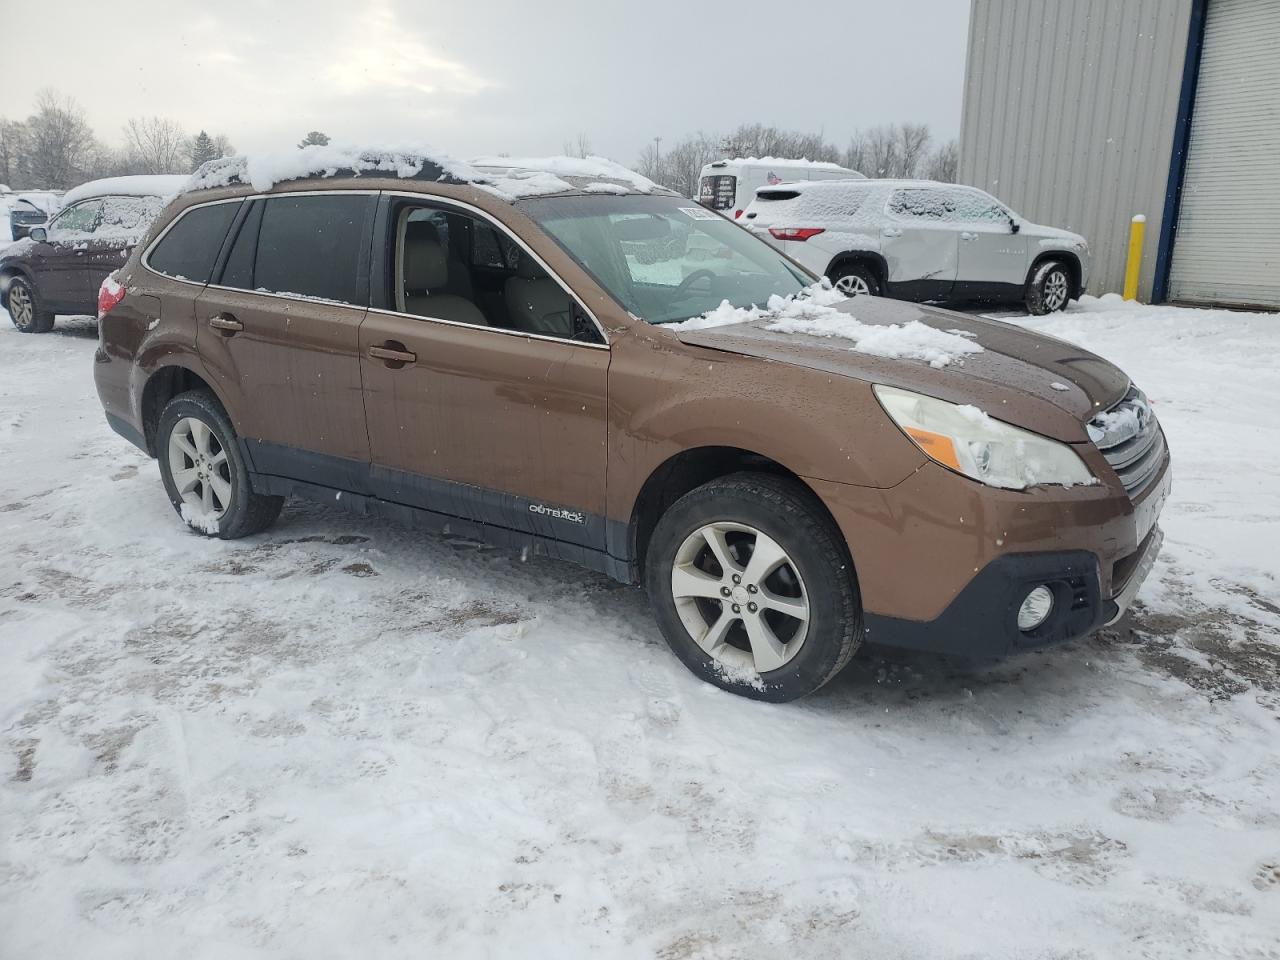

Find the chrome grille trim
[[1089, 385, 1166, 497]]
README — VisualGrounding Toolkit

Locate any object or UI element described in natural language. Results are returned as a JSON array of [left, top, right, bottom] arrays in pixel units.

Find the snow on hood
[[184, 146, 656, 202], [670, 282, 983, 369], [61, 175, 188, 207]]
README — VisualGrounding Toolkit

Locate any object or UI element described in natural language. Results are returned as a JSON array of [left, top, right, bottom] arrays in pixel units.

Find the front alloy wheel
[[6, 277, 53, 333], [645, 472, 863, 702], [671, 521, 810, 673]]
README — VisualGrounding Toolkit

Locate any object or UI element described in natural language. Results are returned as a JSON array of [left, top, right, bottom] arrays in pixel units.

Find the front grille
[[1088, 385, 1166, 498]]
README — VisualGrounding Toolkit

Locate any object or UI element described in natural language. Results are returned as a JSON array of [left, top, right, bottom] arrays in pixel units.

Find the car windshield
[[520, 194, 812, 324]]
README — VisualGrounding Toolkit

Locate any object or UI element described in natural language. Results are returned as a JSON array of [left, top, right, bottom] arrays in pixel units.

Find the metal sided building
[[959, 0, 1279, 310]]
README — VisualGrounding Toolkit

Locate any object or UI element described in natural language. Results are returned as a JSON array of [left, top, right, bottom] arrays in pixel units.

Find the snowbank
[[673, 282, 984, 368]]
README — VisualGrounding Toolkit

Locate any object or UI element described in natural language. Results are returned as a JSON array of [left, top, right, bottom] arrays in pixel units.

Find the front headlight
[[874, 385, 1095, 490]]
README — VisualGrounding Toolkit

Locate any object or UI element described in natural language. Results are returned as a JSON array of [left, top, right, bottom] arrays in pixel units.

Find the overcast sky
[[4, 0, 971, 163]]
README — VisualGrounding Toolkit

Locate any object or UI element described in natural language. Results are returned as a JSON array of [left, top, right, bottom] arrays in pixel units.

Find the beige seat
[[403, 226, 487, 326], [503, 251, 573, 338]]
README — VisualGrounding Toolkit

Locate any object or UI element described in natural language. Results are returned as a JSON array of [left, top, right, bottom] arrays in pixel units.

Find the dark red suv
[[1, 175, 185, 332]]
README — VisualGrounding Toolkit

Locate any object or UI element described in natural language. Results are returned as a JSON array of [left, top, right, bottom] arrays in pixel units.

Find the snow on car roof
[[711, 157, 854, 170], [61, 175, 188, 207], [186, 145, 662, 202]]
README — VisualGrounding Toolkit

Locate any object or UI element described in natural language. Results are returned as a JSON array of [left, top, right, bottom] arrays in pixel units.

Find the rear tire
[[828, 262, 880, 297], [157, 391, 283, 539], [1025, 259, 1072, 315], [5, 276, 54, 333], [644, 472, 862, 702]]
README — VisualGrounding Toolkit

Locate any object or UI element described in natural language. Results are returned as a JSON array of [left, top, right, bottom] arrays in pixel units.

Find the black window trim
[[143, 190, 376, 313], [368, 191, 609, 350]]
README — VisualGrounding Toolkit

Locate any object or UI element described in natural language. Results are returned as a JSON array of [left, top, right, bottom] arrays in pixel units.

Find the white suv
[[742, 179, 1090, 314]]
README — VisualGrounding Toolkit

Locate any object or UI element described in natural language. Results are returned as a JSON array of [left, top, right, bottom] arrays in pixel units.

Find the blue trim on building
[[1153, 0, 1210, 303]]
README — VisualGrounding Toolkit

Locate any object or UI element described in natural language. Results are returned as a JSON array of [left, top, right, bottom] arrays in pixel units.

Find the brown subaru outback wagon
[[93, 152, 1170, 701]]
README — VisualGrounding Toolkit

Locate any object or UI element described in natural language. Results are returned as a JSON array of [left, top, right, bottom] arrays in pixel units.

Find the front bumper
[[807, 453, 1170, 660]]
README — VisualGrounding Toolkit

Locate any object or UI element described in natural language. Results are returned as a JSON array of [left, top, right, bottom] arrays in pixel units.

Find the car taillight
[[734, 209, 743, 219], [769, 227, 826, 241], [98, 275, 125, 319]]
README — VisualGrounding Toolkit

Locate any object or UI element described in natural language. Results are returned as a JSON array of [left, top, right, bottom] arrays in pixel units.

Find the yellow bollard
[[1123, 214, 1146, 301]]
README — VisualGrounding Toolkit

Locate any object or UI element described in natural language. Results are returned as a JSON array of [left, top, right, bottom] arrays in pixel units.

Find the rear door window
[[98, 195, 167, 239], [147, 201, 241, 282], [253, 194, 370, 304], [887, 188, 957, 221]]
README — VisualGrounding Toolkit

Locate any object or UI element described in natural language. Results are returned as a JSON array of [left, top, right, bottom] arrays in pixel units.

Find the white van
[[698, 157, 864, 220]]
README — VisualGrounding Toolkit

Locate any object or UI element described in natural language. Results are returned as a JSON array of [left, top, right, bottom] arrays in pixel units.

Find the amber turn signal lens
[[905, 426, 961, 470]]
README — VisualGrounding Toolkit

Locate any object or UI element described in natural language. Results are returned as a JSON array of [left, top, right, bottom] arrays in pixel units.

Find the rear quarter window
[[148, 201, 241, 282], [252, 194, 370, 303]]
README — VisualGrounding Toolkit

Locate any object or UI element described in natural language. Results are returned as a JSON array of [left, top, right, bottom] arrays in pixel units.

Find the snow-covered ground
[[1, 295, 1278, 959]]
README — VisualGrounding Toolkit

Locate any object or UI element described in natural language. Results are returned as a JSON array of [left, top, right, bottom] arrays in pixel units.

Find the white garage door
[[1168, 0, 1280, 309]]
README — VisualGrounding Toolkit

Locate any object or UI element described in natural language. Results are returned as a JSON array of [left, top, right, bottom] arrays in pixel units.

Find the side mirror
[[28, 226, 47, 242], [1009, 217, 1021, 235]]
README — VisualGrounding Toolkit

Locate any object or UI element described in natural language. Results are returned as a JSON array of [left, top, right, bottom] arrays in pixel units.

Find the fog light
[[1017, 585, 1055, 632]]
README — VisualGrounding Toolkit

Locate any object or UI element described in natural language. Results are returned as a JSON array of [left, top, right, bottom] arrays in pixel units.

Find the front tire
[[828, 262, 880, 297], [644, 472, 862, 702], [1025, 259, 1072, 315], [157, 391, 283, 539], [5, 276, 54, 333]]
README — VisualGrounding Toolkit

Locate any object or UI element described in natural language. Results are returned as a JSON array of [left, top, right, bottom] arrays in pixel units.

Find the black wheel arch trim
[[825, 250, 888, 286]]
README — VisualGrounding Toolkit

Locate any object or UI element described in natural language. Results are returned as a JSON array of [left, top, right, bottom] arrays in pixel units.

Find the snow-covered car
[[698, 158, 864, 221], [742, 179, 1091, 314], [1, 175, 185, 333], [91, 149, 1168, 703]]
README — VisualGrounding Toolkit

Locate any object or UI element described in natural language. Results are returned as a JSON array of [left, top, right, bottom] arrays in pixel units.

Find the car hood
[[672, 296, 1127, 442]]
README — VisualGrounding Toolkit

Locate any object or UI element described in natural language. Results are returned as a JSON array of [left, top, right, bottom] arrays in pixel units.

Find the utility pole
[[653, 136, 662, 165]]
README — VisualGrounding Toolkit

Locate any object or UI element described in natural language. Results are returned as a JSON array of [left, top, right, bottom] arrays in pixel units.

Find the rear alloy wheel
[[157, 391, 283, 539], [1026, 260, 1072, 315], [829, 263, 879, 297], [645, 472, 862, 702], [5, 277, 54, 333]]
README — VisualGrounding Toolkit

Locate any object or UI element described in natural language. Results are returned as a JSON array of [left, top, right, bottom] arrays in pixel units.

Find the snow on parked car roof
[[61, 175, 188, 207], [710, 157, 855, 170], [186, 145, 664, 202]]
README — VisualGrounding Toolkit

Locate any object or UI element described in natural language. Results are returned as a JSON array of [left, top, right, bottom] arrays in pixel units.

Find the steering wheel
[[671, 269, 717, 302]]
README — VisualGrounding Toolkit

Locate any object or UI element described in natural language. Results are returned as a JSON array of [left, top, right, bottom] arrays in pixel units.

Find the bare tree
[[898, 123, 932, 179], [123, 116, 190, 174], [926, 139, 959, 183], [637, 130, 721, 197], [0, 118, 28, 187], [562, 132, 593, 158], [211, 133, 235, 159], [21, 90, 98, 189], [298, 131, 330, 148]]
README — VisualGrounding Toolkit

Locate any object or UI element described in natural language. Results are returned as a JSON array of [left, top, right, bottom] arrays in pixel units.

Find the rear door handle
[[209, 314, 243, 334], [369, 343, 417, 366]]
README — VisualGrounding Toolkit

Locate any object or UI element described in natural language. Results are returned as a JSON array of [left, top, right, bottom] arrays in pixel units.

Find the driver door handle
[[960, 231, 979, 241], [882, 227, 903, 238], [209, 314, 243, 334]]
